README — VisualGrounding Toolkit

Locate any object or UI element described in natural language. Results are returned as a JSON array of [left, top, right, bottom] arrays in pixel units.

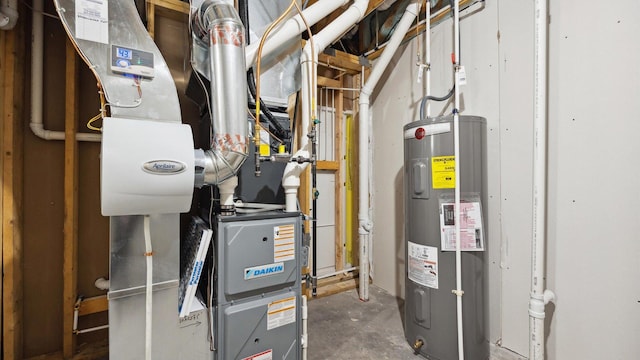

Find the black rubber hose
[[239, 0, 250, 44], [247, 68, 289, 138]]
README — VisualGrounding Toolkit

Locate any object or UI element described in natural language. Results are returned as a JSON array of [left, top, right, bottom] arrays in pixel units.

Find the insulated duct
[[192, 0, 249, 186]]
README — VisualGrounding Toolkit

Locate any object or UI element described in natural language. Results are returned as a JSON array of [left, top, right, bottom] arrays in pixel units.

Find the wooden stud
[[317, 76, 341, 89], [316, 160, 340, 171], [334, 83, 344, 271], [318, 52, 364, 75], [146, 0, 156, 39], [293, 90, 312, 299], [149, 0, 190, 15], [2, 21, 25, 360], [63, 39, 80, 359], [0, 27, 4, 345], [77, 296, 108, 317]]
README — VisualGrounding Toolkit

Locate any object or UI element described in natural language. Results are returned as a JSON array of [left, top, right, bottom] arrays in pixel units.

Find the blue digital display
[[116, 47, 132, 60]]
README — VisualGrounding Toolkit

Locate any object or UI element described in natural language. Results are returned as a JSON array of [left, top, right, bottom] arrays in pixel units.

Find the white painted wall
[[370, 0, 640, 358]]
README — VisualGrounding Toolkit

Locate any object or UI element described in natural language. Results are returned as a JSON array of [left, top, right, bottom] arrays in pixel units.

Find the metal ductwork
[[192, 0, 249, 186]]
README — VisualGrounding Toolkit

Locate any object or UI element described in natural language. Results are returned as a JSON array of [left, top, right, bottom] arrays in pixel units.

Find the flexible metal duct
[[192, 0, 249, 185]]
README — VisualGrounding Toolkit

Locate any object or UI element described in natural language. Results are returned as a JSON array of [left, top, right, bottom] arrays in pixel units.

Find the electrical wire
[[419, 86, 455, 121], [87, 88, 108, 132], [247, 69, 288, 138], [86, 113, 102, 131]]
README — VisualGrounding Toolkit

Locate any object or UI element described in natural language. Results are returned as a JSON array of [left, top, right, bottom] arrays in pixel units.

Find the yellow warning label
[[259, 144, 271, 156], [432, 156, 455, 189]]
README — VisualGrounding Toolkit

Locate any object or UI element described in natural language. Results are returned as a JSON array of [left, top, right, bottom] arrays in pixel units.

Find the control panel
[[110, 45, 155, 78]]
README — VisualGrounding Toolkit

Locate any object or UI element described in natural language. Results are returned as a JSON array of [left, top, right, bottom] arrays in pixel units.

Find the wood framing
[[318, 51, 363, 75], [333, 85, 344, 271], [63, 40, 80, 359], [1, 21, 25, 360], [317, 76, 341, 89], [316, 160, 339, 171], [77, 296, 108, 317], [148, 0, 189, 15], [146, 1, 156, 38]]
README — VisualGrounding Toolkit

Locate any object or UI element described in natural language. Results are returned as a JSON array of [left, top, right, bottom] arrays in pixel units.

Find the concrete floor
[[307, 285, 525, 360]]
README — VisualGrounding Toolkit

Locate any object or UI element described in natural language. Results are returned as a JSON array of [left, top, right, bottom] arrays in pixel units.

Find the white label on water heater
[[439, 201, 485, 252], [408, 242, 439, 289]]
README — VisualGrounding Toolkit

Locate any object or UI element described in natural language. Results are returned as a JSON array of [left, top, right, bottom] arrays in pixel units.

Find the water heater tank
[[403, 115, 489, 359]]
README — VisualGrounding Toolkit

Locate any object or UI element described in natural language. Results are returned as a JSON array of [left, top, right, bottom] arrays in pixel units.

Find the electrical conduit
[[357, 0, 422, 301], [283, 0, 370, 213], [529, 0, 555, 359]]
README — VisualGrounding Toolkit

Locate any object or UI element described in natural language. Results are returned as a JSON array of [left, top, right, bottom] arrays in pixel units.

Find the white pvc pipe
[[75, 324, 109, 334], [425, 1, 431, 118], [244, 0, 349, 71], [94, 277, 110, 291], [31, 0, 101, 142], [529, 1, 555, 359], [143, 215, 153, 360], [301, 295, 308, 360], [452, 1, 465, 359], [283, 0, 370, 213], [358, 0, 421, 301], [218, 176, 238, 207], [316, 266, 358, 280]]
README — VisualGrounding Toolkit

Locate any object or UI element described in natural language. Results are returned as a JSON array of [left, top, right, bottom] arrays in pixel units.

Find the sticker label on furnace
[[274, 224, 295, 262], [431, 156, 455, 189], [242, 349, 272, 360], [267, 296, 296, 330], [408, 242, 439, 289]]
